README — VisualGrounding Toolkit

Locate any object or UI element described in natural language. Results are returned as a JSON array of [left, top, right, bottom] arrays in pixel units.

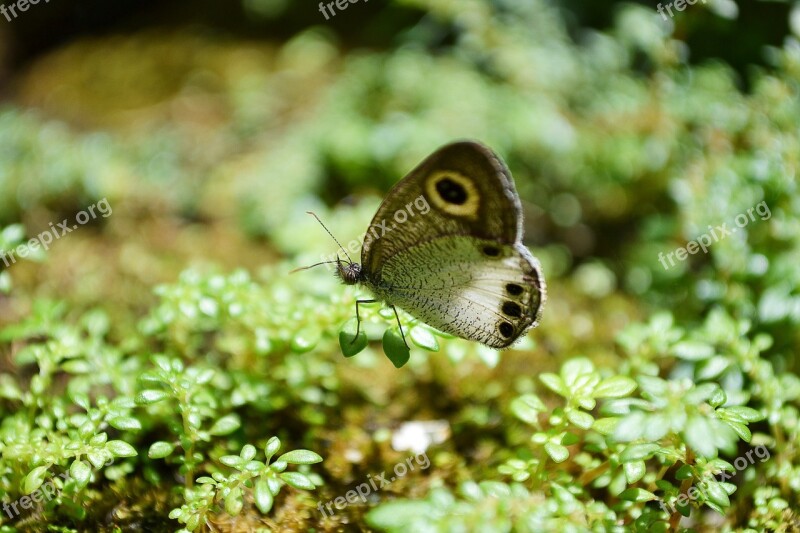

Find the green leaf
[[106, 440, 138, 457], [152, 355, 172, 373], [637, 376, 668, 398], [91, 431, 109, 447], [561, 432, 580, 446], [280, 472, 316, 490], [382, 328, 410, 368], [87, 450, 111, 469], [561, 358, 595, 387], [592, 417, 619, 435], [510, 394, 545, 425], [241, 444, 257, 461], [720, 406, 763, 423], [684, 383, 719, 405], [708, 387, 727, 408], [292, 327, 321, 353], [624, 461, 646, 484], [619, 488, 657, 502], [619, 443, 660, 462], [339, 320, 368, 357], [409, 326, 439, 351], [704, 481, 731, 508], [22, 466, 50, 494], [277, 449, 323, 465], [135, 390, 170, 405], [685, 415, 717, 458], [544, 442, 569, 463], [566, 409, 594, 429], [209, 414, 241, 436], [697, 356, 730, 381], [225, 486, 244, 516], [267, 476, 282, 495], [675, 464, 694, 480], [614, 411, 646, 442], [677, 500, 692, 517], [254, 478, 274, 514], [70, 392, 90, 410], [593, 376, 637, 398], [62, 359, 92, 374], [220, 455, 244, 468], [138, 371, 166, 384], [673, 341, 714, 361], [0, 373, 22, 400], [108, 416, 142, 431], [244, 460, 264, 472], [148, 441, 175, 459], [70, 459, 92, 486], [265, 436, 281, 461], [725, 421, 752, 442], [539, 373, 567, 396]]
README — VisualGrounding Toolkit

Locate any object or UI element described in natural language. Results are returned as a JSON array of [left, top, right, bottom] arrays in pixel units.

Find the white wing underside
[[367, 236, 545, 348]]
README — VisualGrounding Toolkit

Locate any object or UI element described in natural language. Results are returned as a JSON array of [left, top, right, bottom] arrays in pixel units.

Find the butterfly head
[[336, 258, 364, 285]]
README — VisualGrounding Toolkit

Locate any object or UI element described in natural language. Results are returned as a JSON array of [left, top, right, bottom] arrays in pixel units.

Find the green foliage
[[168, 437, 322, 531], [0, 273, 330, 529], [366, 480, 624, 532], [2, 0, 800, 530]]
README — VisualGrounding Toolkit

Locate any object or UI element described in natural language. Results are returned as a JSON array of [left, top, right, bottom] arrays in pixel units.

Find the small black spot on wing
[[498, 321, 514, 338], [502, 301, 522, 318], [506, 283, 523, 296], [435, 177, 468, 205]]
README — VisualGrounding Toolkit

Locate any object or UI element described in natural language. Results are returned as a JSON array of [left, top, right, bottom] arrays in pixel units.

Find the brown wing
[[361, 141, 523, 280]]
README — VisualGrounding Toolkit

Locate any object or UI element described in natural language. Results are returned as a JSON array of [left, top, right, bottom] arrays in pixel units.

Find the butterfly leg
[[389, 304, 409, 349], [353, 299, 378, 344]]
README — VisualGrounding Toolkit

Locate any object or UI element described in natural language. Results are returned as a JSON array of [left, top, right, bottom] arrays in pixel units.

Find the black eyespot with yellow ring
[[425, 171, 480, 219]]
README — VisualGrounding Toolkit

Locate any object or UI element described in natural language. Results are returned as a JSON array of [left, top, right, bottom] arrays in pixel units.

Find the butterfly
[[302, 140, 546, 349]]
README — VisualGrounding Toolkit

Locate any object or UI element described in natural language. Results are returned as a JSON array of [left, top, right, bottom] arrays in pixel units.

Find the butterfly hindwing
[[367, 236, 545, 348]]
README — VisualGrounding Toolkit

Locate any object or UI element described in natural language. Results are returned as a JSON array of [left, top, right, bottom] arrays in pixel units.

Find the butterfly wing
[[361, 141, 521, 274], [361, 141, 546, 348], [369, 236, 545, 348]]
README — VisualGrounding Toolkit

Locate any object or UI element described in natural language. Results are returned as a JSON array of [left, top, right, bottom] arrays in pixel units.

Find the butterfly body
[[335, 140, 546, 349]]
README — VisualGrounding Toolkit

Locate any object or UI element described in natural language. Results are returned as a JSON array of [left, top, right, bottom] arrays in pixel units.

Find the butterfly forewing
[[361, 141, 522, 280]]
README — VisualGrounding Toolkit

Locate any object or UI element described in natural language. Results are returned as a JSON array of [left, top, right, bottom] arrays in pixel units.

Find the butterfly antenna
[[306, 211, 353, 264], [289, 260, 341, 274]]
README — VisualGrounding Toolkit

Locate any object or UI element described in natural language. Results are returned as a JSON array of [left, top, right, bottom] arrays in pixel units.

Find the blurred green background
[[1, 0, 799, 531]]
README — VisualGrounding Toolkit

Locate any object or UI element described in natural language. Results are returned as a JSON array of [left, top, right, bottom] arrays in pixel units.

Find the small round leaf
[[277, 449, 323, 465], [148, 441, 175, 459], [382, 328, 410, 368]]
